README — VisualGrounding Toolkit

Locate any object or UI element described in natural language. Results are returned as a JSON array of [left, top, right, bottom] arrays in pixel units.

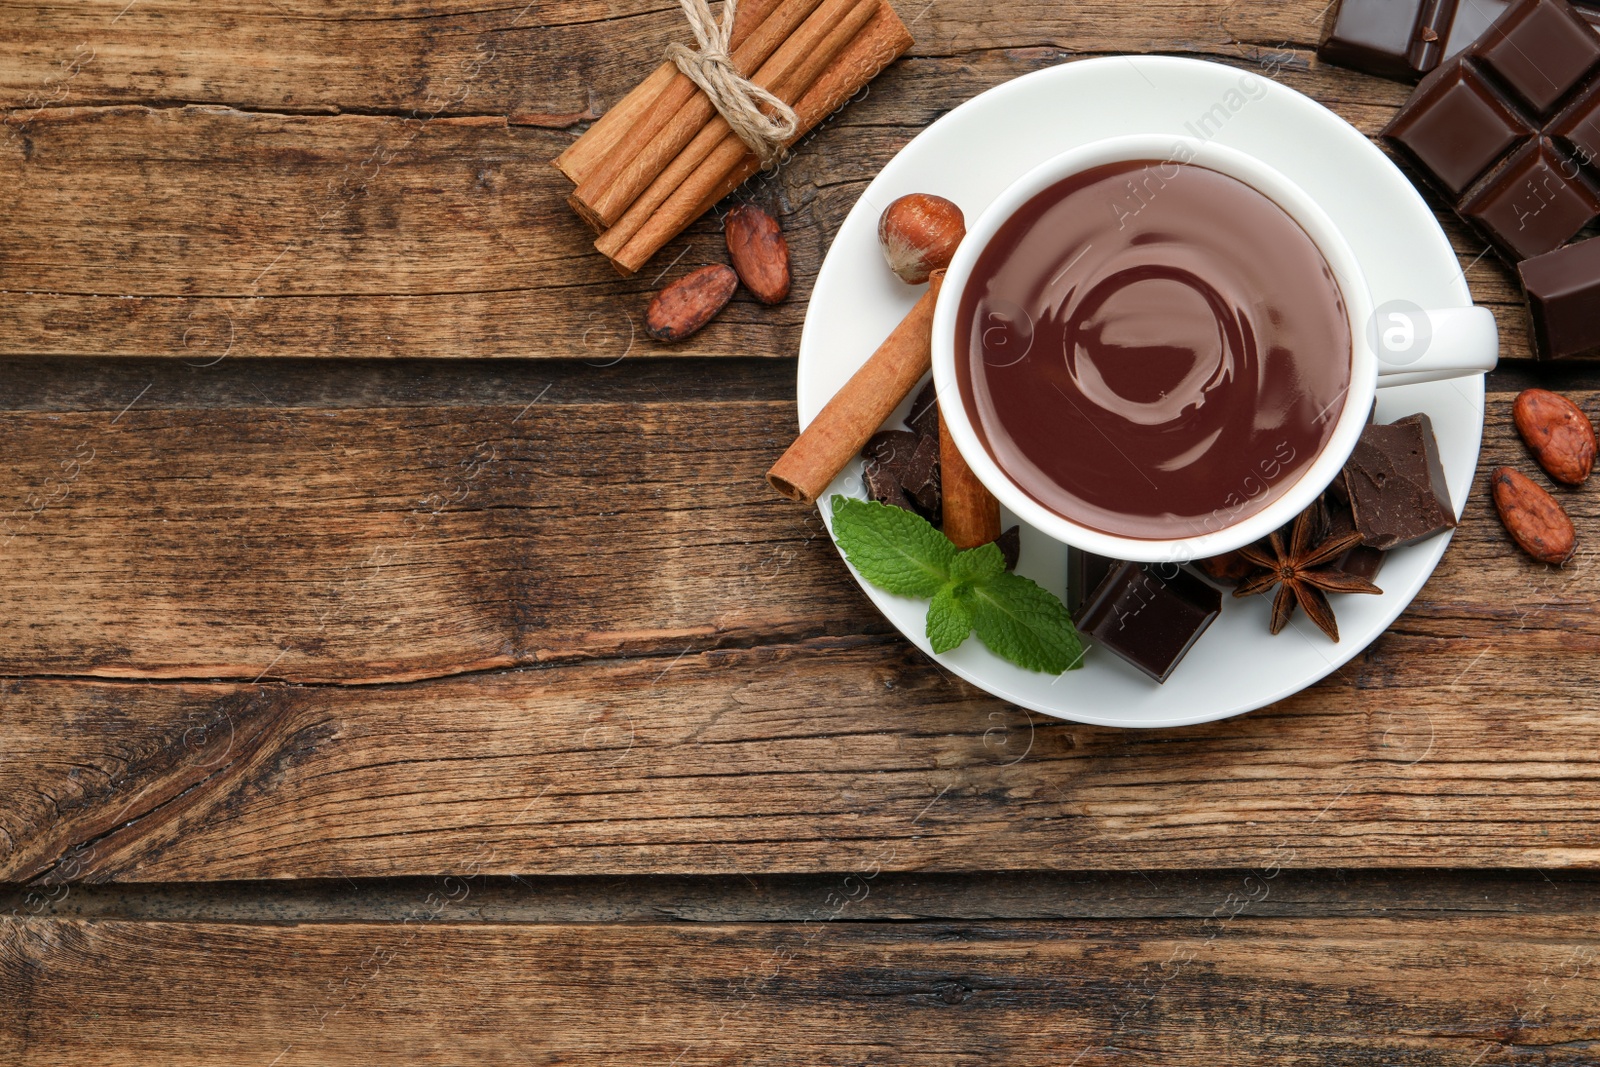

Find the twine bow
[[665, 0, 798, 167]]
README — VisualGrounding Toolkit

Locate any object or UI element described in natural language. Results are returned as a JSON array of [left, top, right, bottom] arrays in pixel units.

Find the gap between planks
[[4, 870, 1599, 923]]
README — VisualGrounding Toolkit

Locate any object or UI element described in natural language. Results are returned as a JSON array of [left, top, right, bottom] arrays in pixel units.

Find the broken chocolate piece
[[1192, 550, 1258, 587], [1322, 494, 1387, 582], [1520, 234, 1600, 358], [1339, 413, 1459, 550], [906, 379, 940, 443], [902, 431, 942, 522], [862, 457, 915, 512], [860, 425, 941, 523], [995, 525, 1021, 572], [862, 429, 919, 467], [1075, 561, 1222, 684], [1066, 548, 1119, 615]]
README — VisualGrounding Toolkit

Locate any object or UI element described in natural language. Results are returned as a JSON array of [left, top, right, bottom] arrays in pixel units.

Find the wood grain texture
[[1, 386, 1599, 880], [0, 2, 1538, 358], [3, 620, 1598, 882], [3, 917, 1598, 1064], [0, 387, 1592, 680], [0, 396, 872, 682]]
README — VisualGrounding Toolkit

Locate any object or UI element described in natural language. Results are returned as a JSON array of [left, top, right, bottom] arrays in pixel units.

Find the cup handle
[[1373, 305, 1499, 389]]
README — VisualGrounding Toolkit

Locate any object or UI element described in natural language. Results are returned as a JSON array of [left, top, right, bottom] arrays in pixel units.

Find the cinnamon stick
[[938, 413, 1002, 549], [553, 0, 787, 189], [552, 64, 676, 188], [596, 0, 875, 262], [605, 0, 912, 273], [768, 271, 943, 505], [571, 0, 827, 230]]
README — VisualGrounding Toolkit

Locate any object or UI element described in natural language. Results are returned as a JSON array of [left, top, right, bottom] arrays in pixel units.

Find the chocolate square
[[1386, 60, 1535, 195], [1320, 0, 1439, 81], [1477, 0, 1600, 116], [1443, 0, 1517, 56], [1076, 562, 1222, 684], [1552, 80, 1600, 170], [1520, 233, 1600, 357], [1065, 548, 1118, 615], [1460, 138, 1600, 258], [1339, 413, 1458, 550]]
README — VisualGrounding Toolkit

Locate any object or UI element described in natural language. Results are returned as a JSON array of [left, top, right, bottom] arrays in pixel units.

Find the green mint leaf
[[828, 496, 955, 598], [950, 541, 1006, 583], [968, 570, 1085, 674], [926, 585, 975, 653]]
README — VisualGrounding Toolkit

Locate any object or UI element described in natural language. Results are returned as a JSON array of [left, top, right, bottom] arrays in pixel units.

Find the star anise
[[1233, 503, 1382, 642]]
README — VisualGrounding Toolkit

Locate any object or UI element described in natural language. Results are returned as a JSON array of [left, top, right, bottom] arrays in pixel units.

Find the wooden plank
[[3, 917, 1597, 1064], [0, 397, 881, 683], [4, 385, 1599, 879], [0, 36, 1535, 358], [0, 387, 1590, 682], [4, 623, 1600, 882], [0, 0, 1331, 115]]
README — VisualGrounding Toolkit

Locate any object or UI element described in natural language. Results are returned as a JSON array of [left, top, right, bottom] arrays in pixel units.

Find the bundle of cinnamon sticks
[[553, 0, 913, 275]]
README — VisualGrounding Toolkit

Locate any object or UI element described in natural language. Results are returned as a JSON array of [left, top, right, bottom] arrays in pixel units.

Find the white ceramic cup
[[931, 133, 1499, 563]]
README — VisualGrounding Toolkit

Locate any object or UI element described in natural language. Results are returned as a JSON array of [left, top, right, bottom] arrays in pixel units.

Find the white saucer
[[797, 55, 1487, 728]]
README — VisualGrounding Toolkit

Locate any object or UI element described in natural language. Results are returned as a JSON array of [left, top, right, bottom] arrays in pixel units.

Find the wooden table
[[3, 1, 1599, 1062]]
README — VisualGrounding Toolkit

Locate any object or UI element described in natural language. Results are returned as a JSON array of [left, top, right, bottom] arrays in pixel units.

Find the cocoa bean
[[1513, 388, 1595, 486], [1491, 466, 1576, 565], [724, 204, 790, 305], [645, 264, 738, 343]]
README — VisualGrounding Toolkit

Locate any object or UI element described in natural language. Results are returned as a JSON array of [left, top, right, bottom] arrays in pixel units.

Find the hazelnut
[[877, 193, 965, 285]]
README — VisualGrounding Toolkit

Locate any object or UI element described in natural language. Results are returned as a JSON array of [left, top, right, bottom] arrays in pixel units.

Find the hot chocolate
[[954, 159, 1352, 540]]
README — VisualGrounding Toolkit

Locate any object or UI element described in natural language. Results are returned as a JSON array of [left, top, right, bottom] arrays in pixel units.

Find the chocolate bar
[[1384, 0, 1600, 262], [1339, 413, 1458, 551], [1320, 0, 1600, 82], [1520, 235, 1600, 357], [1075, 561, 1222, 684]]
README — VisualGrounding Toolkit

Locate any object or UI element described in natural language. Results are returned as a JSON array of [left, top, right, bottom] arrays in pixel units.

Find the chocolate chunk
[[1384, 0, 1600, 263], [862, 430, 920, 467], [862, 458, 914, 512], [995, 525, 1021, 572], [1339, 413, 1458, 550], [1520, 234, 1600, 357], [901, 431, 942, 522], [1066, 548, 1119, 615], [906, 379, 940, 442], [1192, 550, 1259, 587], [1075, 562, 1223, 684], [860, 428, 941, 522], [1319, 0, 1526, 82], [1320, 0, 1443, 81], [1322, 493, 1387, 582]]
